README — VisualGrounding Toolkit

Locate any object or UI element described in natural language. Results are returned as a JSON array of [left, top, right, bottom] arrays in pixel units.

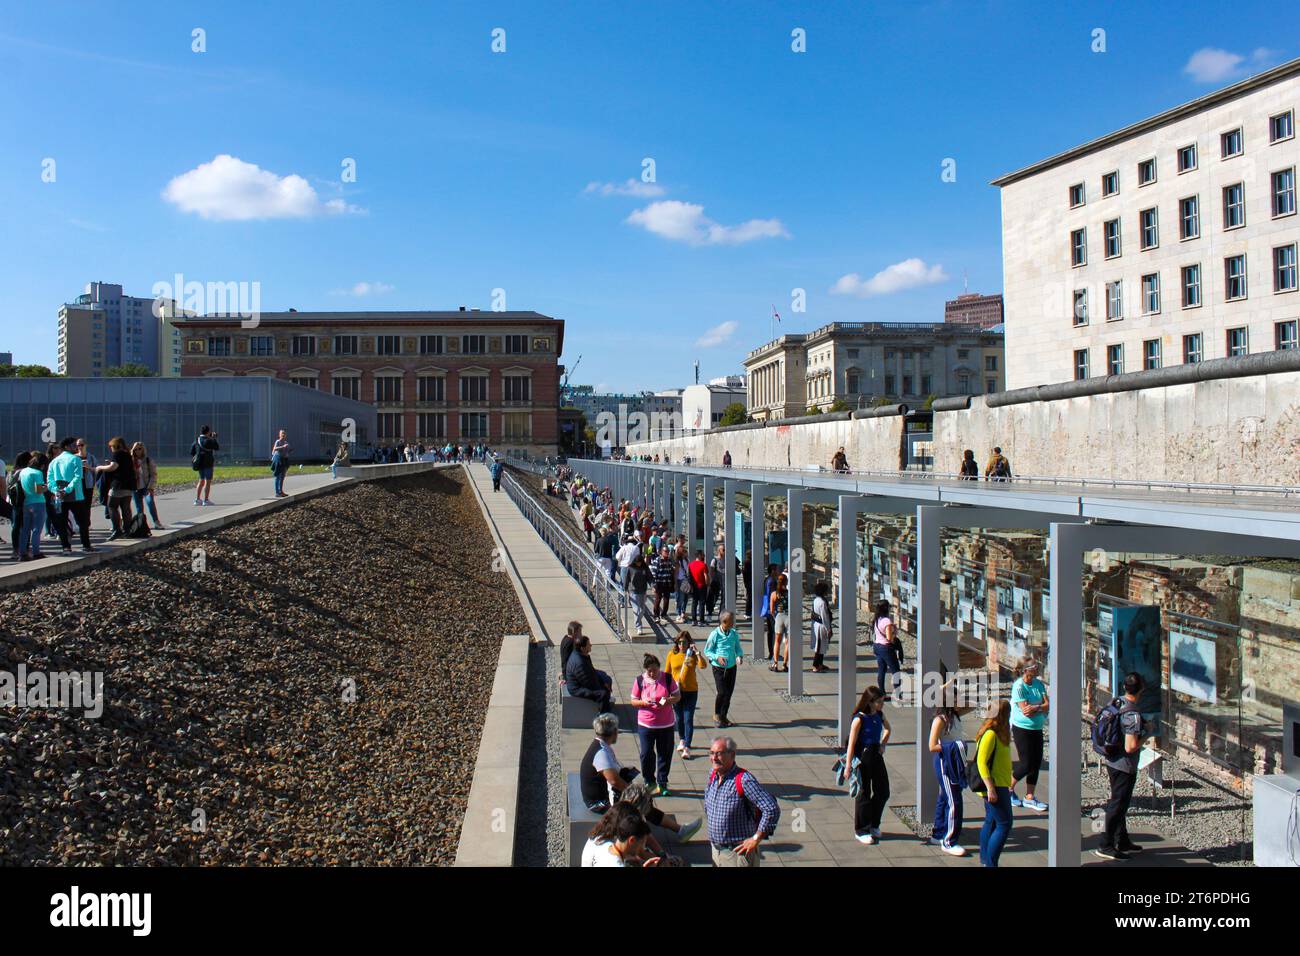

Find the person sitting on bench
[[565, 635, 614, 712]]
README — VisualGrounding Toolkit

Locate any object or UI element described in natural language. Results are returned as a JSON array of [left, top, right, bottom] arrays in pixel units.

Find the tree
[[805, 404, 822, 416], [104, 363, 156, 377], [0, 364, 56, 378], [828, 399, 852, 412], [718, 402, 748, 427]]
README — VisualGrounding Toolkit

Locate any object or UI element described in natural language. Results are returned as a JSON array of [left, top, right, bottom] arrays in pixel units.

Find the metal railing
[[496, 464, 633, 642]]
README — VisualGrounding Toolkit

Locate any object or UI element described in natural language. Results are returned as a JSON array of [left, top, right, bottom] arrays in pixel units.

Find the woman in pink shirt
[[630, 653, 681, 796], [872, 600, 902, 699]]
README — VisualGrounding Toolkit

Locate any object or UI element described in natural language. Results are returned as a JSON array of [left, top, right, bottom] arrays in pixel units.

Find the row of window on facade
[[373, 411, 532, 441], [1073, 320, 1298, 379], [279, 372, 533, 403], [1066, 110, 1295, 209], [805, 366, 998, 398], [1070, 249, 1298, 324], [1069, 172, 1296, 270], [205, 333, 533, 358]]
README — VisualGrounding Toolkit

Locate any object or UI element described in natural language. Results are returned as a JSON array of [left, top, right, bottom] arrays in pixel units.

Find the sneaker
[[203, 500, 215, 506], [1009, 792, 1024, 808], [194, 499, 202, 506], [81, 545, 96, 553], [681, 746, 691, 760], [856, 832, 876, 845], [677, 817, 702, 842], [106, 532, 122, 542], [658, 786, 671, 797], [1023, 798, 1048, 812], [635, 626, 643, 636], [1117, 842, 1144, 854], [153, 524, 165, 531], [870, 827, 882, 841], [1093, 846, 1129, 861], [941, 843, 968, 857], [61, 548, 74, 556]]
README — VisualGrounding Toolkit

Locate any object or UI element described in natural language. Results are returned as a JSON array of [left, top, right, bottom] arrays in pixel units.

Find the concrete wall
[[630, 369, 1300, 485]]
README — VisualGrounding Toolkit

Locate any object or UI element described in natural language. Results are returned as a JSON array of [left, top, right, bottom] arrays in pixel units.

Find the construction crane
[[561, 354, 581, 403]]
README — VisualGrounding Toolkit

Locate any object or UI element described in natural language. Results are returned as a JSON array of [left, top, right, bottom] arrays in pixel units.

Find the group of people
[[2, 435, 165, 561], [959, 445, 1014, 481], [369, 441, 490, 465]]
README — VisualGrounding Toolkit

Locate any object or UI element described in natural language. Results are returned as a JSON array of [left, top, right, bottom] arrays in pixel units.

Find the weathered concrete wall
[[630, 370, 1300, 486]]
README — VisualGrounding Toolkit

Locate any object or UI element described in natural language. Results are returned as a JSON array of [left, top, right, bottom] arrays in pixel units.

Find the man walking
[[490, 458, 504, 492], [192, 425, 219, 506], [1095, 672, 1146, 861], [704, 736, 779, 867], [984, 446, 1012, 482], [704, 611, 743, 727]]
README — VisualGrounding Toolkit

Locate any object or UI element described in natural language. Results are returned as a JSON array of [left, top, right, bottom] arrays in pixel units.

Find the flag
[[772, 304, 781, 323]]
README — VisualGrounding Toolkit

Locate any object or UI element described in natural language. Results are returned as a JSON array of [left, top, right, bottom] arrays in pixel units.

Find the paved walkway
[[0, 470, 338, 585], [510, 470, 1209, 867]]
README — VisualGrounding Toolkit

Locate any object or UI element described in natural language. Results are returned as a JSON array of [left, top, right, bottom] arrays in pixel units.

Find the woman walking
[[759, 564, 779, 661], [928, 698, 968, 855], [16, 452, 48, 561], [871, 600, 902, 698], [769, 572, 790, 672], [1009, 656, 1050, 812], [959, 448, 979, 480], [131, 442, 163, 530], [94, 437, 137, 541], [704, 610, 743, 727], [845, 685, 891, 845], [271, 430, 292, 497], [672, 542, 691, 624], [629, 552, 650, 636], [975, 700, 1014, 867], [810, 580, 833, 672], [665, 632, 707, 759], [629, 653, 680, 796]]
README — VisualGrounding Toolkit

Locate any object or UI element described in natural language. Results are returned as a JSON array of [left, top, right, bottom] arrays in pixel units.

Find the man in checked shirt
[[704, 736, 780, 867]]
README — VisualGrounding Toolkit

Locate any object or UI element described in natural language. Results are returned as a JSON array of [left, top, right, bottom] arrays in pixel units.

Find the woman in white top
[[871, 600, 902, 698], [580, 803, 652, 867], [810, 580, 833, 672]]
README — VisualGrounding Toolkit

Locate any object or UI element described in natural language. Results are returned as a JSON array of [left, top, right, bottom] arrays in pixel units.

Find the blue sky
[[0, 1, 1292, 390]]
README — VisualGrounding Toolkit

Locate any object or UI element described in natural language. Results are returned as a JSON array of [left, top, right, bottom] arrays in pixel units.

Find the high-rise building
[[944, 292, 1004, 329], [0, 352, 12, 366], [57, 282, 185, 377], [993, 56, 1300, 390]]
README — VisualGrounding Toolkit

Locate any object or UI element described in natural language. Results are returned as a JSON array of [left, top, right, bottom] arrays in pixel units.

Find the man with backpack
[[704, 736, 779, 867], [1093, 672, 1146, 861], [984, 446, 1012, 482], [191, 425, 219, 506]]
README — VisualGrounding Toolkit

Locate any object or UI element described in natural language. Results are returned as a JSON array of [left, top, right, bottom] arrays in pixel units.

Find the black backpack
[[966, 730, 995, 794], [1091, 698, 1126, 759], [190, 436, 208, 471], [994, 457, 1011, 478], [125, 511, 152, 539]]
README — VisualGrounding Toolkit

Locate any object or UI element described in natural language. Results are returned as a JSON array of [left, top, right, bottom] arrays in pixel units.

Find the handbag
[[966, 730, 995, 795]]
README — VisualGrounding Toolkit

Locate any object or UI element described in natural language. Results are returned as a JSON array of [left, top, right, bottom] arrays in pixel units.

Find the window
[[249, 335, 274, 357], [1074, 349, 1089, 380], [502, 375, 531, 402], [332, 375, 360, 400], [207, 336, 231, 357], [1069, 182, 1085, 207], [956, 349, 969, 359], [461, 335, 486, 355], [417, 412, 447, 438], [460, 374, 489, 402], [1102, 171, 1119, 196], [1104, 219, 1122, 258], [1274, 244, 1298, 292], [1226, 326, 1249, 357], [1073, 289, 1089, 326], [1276, 320, 1298, 351], [376, 335, 402, 356], [1141, 273, 1161, 314], [1270, 110, 1294, 143], [333, 335, 358, 355], [1070, 227, 1087, 266], [460, 412, 489, 439], [847, 348, 859, 358], [1223, 183, 1245, 228], [1138, 158, 1156, 186], [1183, 333, 1203, 364], [417, 376, 445, 402], [986, 378, 997, 393], [1143, 339, 1162, 370], [884, 374, 895, 394], [290, 375, 317, 389], [291, 335, 316, 356], [1225, 255, 1248, 300], [504, 334, 529, 354], [502, 412, 530, 439], [1107, 344, 1124, 376], [419, 335, 444, 355], [1139, 208, 1159, 249], [902, 375, 913, 395], [377, 413, 403, 439], [1179, 196, 1200, 239], [1106, 280, 1123, 320], [1221, 128, 1243, 158], [1272, 168, 1296, 217], [846, 371, 860, 394], [374, 375, 403, 402], [921, 374, 931, 393], [984, 355, 997, 371], [1181, 264, 1202, 308]]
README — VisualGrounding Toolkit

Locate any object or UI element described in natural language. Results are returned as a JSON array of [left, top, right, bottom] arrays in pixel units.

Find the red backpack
[[709, 767, 761, 822]]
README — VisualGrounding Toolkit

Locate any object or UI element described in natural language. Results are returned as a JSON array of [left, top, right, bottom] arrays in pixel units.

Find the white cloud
[[695, 320, 739, 348], [162, 154, 363, 221], [584, 179, 665, 198], [330, 281, 394, 297], [1183, 47, 1278, 84], [626, 200, 789, 246], [831, 258, 949, 298]]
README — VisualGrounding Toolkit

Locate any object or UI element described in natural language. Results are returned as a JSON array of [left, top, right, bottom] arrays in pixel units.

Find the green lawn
[[155, 464, 330, 485]]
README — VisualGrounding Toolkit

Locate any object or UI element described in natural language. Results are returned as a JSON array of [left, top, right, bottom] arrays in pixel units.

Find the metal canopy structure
[[565, 458, 1300, 866]]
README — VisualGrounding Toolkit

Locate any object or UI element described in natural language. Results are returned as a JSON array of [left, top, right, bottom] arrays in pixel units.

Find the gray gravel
[[514, 643, 566, 867]]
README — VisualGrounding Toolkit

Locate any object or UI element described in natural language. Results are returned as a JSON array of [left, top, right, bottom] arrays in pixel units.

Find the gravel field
[[0, 468, 526, 866], [514, 643, 566, 867]]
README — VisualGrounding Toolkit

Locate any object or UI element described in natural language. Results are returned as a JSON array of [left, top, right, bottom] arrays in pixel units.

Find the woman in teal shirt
[[1009, 656, 1049, 812], [17, 452, 49, 561], [704, 610, 743, 728]]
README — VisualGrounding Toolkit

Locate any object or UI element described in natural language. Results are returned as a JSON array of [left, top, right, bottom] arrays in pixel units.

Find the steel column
[[787, 489, 805, 697]]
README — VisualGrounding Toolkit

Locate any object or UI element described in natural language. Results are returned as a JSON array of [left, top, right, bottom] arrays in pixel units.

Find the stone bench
[[561, 683, 636, 731], [567, 771, 603, 867]]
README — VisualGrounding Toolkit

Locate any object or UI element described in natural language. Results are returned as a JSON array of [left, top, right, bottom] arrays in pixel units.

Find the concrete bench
[[561, 683, 636, 731], [567, 771, 603, 867]]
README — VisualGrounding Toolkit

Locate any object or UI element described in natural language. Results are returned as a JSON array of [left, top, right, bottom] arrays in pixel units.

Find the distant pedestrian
[[704, 610, 743, 727], [959, 449, 979, 480], [928, 695, 968, 855], [630, 653, 680, 796], [672, 543, 691, 623], [704, 736, 779, 867], [1009, 656, 1049, 812], [558, 620, 583, 685], [191, 425, 219, 506], [665, 632, 707, 759], [706, 544, 726, 621], [271, 430, 292, 497], [16, 452, 48, 561], [48, 438, 92, 554], [130, 442, 163, 530], [650, 545, 674, 623], [629, 552, 650, 635], [769, 572, 790, 672], [871, 600, 902, 698], [1094, 672, 1146, 861], [759, 564, 779, 660], [616, 535, 640, 591], [688, 549, 709, 626], [975, 700, 1014, 867], [984, 446, 1012, 482], [832, 446, 849, 474], [845, 685, 891, 844], [490, 458, 504, 491], [331, 443, 350, 479], [722, 450, 732, 469], [94, 437, 137, 541], [810, 580, 833, 672]]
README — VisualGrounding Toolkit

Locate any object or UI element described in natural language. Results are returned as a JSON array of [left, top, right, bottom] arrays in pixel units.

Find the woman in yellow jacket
[[975, 699, 1014, 867], [665, 632, 708, 759]]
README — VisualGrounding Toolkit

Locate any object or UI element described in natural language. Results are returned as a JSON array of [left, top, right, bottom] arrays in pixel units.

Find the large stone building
[[994, 57, 1300, 391], [178, 309, 564, 456], [745, 322, 1005, 419], [944, 292, 1005, 329], [57, 282, 186, 377]]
